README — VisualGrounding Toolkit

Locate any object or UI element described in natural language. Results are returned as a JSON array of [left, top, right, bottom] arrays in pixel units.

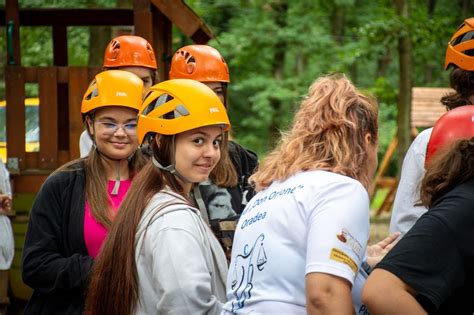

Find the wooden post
[[5, 66, 26, 172], [38, 67, 59, 169], [68, 67, 89, 160]]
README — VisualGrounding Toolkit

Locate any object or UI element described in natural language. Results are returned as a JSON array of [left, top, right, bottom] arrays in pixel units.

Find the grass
[[369, 187, 392, 243]]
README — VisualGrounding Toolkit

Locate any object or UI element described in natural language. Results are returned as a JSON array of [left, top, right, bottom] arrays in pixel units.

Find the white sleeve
[[389, 129, 431, 236], [0, 215, 14, 270], [149, 212, 222, 314], [306, 180, 370, 285], [79, 130, 93, 158]]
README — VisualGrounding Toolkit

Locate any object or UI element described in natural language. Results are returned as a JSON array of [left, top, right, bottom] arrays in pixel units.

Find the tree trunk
[[268, 1, 288, 148], [394, 0, 412, 174], [87, 0, 112, 67]]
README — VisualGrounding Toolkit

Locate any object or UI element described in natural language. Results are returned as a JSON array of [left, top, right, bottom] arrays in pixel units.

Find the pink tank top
[[84, 179, 132, 258]]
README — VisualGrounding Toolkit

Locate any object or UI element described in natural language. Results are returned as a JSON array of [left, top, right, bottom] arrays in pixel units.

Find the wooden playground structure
[[0, 0, 213, 311]]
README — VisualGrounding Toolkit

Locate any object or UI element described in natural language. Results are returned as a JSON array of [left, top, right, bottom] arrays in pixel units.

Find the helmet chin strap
[[150, 135, 193, 185]]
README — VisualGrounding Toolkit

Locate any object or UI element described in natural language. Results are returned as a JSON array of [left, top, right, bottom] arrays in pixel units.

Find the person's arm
[[389, 130, 431, 235], [306, 273, 354, 315], [305, 178, 370, 313], [362, 269, 427, 315], [149, 210, 223, 314], [22, 173, 93, 293]]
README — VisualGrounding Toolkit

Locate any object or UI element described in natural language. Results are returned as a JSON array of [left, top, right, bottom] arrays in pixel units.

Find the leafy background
[[0, 0, 472, 177]]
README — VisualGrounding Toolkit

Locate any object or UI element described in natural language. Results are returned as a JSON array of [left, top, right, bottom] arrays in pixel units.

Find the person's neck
[[102, 158, 130, 181]]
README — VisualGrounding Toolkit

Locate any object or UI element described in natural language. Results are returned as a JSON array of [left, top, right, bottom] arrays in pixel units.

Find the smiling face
[[173, 125, 223, 191], [87, 106, 139, 160]]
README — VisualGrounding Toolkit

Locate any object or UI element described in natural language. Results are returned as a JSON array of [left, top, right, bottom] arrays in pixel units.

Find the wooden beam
[[150, 0, 213, 43], [38, 67, 59, 170], [0, 9, 134, 26], [11, 174, 48, 194], [53, 26, 68, 66], [153, 8, 172, 81], [5, 66, 26, 172]]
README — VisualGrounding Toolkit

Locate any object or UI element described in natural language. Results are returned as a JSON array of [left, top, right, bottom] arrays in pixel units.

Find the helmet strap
[[151, 135, 193, 184]]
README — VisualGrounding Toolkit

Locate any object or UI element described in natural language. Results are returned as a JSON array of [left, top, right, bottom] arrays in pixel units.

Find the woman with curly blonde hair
[[223, 73, 380, 314]]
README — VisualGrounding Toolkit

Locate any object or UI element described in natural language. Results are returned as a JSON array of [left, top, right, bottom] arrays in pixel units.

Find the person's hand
[[366, 232, 401, 268], [0, 194, 12, 215]]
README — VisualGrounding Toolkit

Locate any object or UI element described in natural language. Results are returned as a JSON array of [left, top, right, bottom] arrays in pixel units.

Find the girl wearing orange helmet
[[87, 79, 230, 315], [80, 35, 158, 157], [169, 45, 258, 256], [390, 17, 474, 237], [22, 70, 147, 315]]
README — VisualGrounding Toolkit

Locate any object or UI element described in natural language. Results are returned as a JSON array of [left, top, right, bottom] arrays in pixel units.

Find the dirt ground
[[369, 211, 391, 243]]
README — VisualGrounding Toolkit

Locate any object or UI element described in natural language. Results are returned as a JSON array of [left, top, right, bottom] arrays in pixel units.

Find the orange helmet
[[425, 105, 474, 167], [445, 17, 474, 70], [137, 79, 230, 144], [81, 70, 144, 115], [169, 45, 230, 82], [103, 35, 157, 70]]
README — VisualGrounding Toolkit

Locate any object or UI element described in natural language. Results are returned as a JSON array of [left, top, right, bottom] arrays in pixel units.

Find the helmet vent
[[142, 94, 174, 116], [174, 104, 190, 117]]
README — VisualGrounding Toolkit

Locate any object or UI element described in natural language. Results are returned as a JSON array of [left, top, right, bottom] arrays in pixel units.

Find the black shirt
[[377, 177, 474, 315], [22, 161, 92, 315], [199, 141, 258, 220]]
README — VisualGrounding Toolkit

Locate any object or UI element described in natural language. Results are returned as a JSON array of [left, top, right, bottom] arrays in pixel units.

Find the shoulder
[[409, 128, 432, 155], [228, 141, 258, 163], [141, 191, 200, 231], [297, 171, 367, 195], [428, 178, 474, 226], [42, 160, 85, 189]]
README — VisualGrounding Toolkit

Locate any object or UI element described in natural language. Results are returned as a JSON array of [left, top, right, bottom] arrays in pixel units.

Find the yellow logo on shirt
[[330, 248, 357, 274]]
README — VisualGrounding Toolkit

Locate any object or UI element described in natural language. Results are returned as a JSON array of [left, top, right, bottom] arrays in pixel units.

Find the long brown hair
[[420, 138, 474, 208], [250, 73, 378, 191], [84, 147, 147, 228], [51, 142, 147, 229], [86, 133, 227, 314], [441, 67, 474, 109], [209, 82, 238, 187]]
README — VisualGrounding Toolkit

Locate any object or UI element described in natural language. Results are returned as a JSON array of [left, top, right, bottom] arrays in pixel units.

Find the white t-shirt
[[223, 170, 370, 314], [389, 128, 432, 236], [79, 130, 93, 158]]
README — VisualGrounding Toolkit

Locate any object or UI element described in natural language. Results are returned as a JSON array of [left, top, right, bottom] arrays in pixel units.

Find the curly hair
[[420, 138, 474, 208], [250, 73, 378, 191], [441, 68, 474, 109]]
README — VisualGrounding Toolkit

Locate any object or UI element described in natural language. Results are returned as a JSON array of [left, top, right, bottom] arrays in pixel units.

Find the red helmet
[[444, 17, 474, 70], [169, 45, 230, 82], [426, 105, 474, 167], [103, 35, 157, 70]]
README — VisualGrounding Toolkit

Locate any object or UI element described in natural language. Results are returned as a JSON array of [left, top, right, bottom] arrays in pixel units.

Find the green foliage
[[188, 0, 473, 167]]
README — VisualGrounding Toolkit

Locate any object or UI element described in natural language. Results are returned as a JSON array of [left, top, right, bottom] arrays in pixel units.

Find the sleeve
[[389, 131, 430, 236], [22, 174, 93, 294], [377, 210, 464, 313], [79, 130, 93, 158], [149, 211, 222, 314], [306, 180, 370, 285]]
